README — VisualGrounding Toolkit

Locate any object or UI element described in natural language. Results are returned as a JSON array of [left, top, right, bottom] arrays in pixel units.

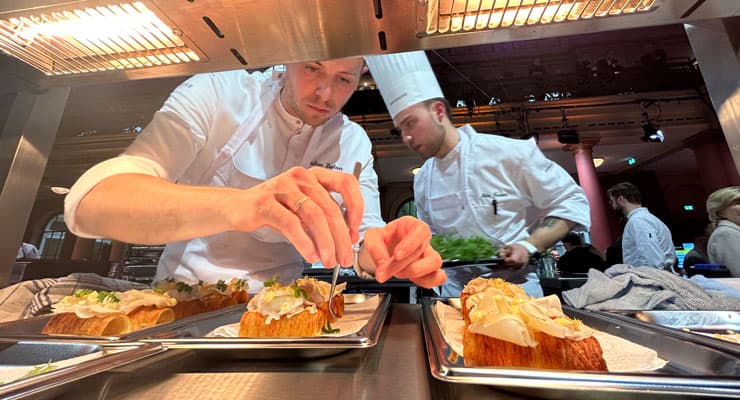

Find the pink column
[[568, 142, 613, 252]]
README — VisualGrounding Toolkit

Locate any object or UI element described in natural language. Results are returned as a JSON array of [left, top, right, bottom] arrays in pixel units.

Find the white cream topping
[[154, 280, 199, 302], [154, 278, 246, 301], [52, 289, 176, 318], [246, 277, 345, 325], [466, 288, 593, 347], [247, 284, 316, 324], [52, 291, 121, 319], [118, 289, 177, 314]]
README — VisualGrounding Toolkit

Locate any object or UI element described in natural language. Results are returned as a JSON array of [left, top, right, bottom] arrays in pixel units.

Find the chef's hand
[[499, 243, 530, 269], [360, 216, 446, 288], [234, 166, 362, 268]]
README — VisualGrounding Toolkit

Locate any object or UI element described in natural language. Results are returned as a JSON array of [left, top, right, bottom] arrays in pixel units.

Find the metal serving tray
[[0, 339, 163, 400], [421, 297, 740, 397], [596, 310, 740, 357], [143, 293, 392, 359], [0, 304, 247, 342]]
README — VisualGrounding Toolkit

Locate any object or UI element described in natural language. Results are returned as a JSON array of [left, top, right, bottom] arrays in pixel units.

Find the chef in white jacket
[[65, 57, 446, 293], [365, 51, 590, 297]]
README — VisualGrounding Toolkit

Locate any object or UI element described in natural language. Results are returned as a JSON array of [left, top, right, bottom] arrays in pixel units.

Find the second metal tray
[[421, 297, 740, 397], [143, 293, 392, 359]]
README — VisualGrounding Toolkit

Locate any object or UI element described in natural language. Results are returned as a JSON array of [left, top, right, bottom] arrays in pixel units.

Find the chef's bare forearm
[[75, 174, 242, 244], [524, 217, 576, 252]]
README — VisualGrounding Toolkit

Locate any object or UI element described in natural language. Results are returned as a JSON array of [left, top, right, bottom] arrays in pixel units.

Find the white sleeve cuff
[[64, 155, 168, 238], [516, 240, 539, 255]]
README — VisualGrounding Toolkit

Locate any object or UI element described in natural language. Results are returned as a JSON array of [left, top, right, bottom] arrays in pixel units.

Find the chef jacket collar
[[275, 83, 305, 136]]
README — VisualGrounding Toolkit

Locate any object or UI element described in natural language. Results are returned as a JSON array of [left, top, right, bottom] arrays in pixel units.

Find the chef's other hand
[[499, 244, 530, 269], [231, 166, 362, 268], [362, 216, 446, 288]]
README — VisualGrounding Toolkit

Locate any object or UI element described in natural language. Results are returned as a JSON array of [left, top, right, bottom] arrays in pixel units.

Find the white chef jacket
[[622, 207, 676, 271], [414, 125, 591, 296], [65, 69, 385, 292]]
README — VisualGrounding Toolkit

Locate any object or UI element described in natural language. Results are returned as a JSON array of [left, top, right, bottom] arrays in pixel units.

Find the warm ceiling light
[[423, 0, 657, 36], [0, 2, 201, 75], [592, 157, 605, 168], [412, 167, 422, 175]]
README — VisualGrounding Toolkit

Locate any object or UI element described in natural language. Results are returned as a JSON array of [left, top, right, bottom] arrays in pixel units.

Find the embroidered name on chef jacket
[[310, 160, 343, 171]]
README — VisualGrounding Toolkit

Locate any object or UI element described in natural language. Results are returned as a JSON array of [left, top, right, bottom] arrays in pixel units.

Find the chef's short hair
[[607, 182, 642, 204], [423, 98, 452, 119]]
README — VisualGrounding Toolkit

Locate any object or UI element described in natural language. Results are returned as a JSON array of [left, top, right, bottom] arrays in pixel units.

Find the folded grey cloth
[[0, 273, 148, 323], [562, 264, 740, 311]]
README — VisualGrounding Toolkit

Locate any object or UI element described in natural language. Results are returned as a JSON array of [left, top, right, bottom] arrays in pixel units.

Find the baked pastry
[[238, 276, 345, 337], [461, 279, 607, 371], [41, 311, 131, 336], [460, 277, 527, 324], [154, 278, 248, 319], [42, 289, 176, 336]]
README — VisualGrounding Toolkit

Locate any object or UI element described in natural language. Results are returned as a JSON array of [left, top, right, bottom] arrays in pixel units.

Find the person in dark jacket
[[557, 233, 606, 274]]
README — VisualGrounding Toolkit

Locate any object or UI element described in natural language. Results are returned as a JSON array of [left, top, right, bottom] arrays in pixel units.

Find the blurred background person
[[681, 226, 710, 270], [556, 232, 606, 274], [607, 182, 680, 274], [706, 186, 740, 277]]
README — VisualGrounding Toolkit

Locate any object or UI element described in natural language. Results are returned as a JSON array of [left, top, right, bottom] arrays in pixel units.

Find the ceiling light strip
[[0, 1, 198, 75], [426, 0, 658, 35]]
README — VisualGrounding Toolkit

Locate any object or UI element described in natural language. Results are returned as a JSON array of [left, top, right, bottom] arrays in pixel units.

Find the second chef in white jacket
[[366, 51, 590, 297], [64, 57, 446, 293]]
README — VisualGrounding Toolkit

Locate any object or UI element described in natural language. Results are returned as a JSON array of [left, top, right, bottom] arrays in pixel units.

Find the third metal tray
[[421, 297, 740, 398]]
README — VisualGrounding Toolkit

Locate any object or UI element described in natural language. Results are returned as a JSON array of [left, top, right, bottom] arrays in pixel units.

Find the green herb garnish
[[175, 282, 193, 293], [215, 280, 227, 292], [293, 286, 307, 299], [97, 291, 120, 303], [430, 234, 498, 261], [321, 321, 340, 334], [234, 279, 246, 290], [25, 361, 55, 377], [73, 289, 94, 297], [153, 287, 165, 295], [263, 274, 279, 287]]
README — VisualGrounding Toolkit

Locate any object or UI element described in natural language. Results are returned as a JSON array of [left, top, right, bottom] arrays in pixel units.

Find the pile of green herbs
[[430, 235, 498, 261]]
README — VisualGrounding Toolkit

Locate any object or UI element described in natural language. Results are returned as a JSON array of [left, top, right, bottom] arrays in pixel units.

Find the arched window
[[396, 199, 417, 219], [39, 214, 67, 260]]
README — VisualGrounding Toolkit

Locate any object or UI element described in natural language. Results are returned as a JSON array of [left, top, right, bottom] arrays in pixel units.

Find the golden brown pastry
[[155, 278, 248, 318], [43, 289, 176, 336], [42, 312, 131, 336], [460, 278, 607, 371], [238, 276, 345, 337]]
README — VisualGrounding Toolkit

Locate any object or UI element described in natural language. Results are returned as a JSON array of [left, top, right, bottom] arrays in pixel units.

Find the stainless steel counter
[[45, 305, 734, 400]]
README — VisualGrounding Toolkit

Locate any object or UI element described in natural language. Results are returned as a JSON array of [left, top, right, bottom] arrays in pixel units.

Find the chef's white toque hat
[[365, 51, 444, 121]]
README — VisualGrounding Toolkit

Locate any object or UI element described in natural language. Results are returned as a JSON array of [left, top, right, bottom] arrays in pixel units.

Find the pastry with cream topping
[[154, 278, 248, 319], [238, 276, 345, 337], [42, 289, 177, 336], [461, 278, 607, 371]]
